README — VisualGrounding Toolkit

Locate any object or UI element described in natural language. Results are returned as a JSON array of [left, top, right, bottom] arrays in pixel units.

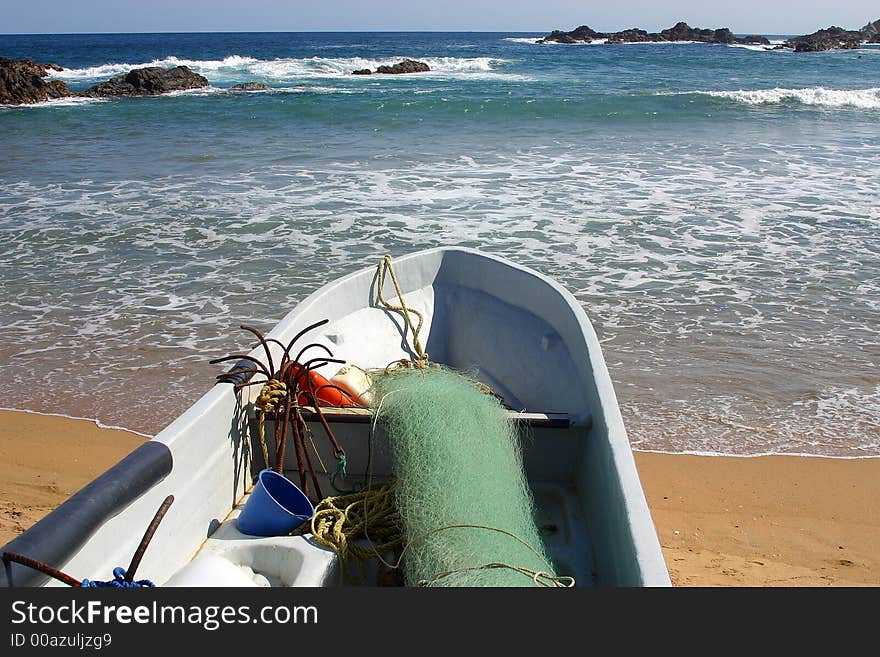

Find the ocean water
[[1, 32, 877, 457]]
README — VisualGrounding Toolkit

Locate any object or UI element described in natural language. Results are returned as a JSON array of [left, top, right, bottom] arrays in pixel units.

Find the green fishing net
[[371, 367, 556, 586]]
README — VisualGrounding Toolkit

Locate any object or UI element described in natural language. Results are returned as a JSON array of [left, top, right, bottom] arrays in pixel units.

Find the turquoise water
[[1, 32, 878, 456]]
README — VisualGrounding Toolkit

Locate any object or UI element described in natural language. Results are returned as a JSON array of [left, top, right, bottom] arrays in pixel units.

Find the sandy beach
[[0, 409, 877, 586], [0, 410, 146, 547], [633, 452, 880, 587]]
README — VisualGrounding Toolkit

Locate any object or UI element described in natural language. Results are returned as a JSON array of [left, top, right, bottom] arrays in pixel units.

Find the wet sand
[[1, 409, 878, 586]]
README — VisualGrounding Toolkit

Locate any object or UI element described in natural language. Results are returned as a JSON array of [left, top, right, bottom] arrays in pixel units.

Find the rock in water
[[605, 29, 652, 44], [739, 35, 772, 45], [539, 21, 770, 46], [351, 59, 429, 75], [860, 18, 880, 38], [783, 26, 863, 52], [229, 82, 269, 91], [0, 58, 69, 105], [81, 65, 209, 97], [375, 59, 430, 74], [539, 25, 603, 43]]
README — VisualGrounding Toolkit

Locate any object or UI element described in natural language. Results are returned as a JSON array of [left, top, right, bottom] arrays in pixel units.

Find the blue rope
[[80, 567, 155, 588]]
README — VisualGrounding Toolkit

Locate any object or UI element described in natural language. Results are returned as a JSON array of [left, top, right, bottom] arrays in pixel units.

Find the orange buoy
[[284, 363, 361, 407]]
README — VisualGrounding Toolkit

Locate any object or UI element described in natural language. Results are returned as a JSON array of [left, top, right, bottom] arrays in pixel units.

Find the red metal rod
[[278, 319, 331, 371], [125, 494, 175, 582], [239, 325, 276, 381], [208, 354, 271, 379], [2, 551, 81, 587], [287, 397, 308, 493], [298, 415, 323, 502]]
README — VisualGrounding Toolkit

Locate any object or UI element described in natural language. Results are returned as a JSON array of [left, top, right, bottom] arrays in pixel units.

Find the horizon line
[[0, 27, 817, 37]]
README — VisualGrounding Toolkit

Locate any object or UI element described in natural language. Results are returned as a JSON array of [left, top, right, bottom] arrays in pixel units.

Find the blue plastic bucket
[[236, 469, 315, 537]]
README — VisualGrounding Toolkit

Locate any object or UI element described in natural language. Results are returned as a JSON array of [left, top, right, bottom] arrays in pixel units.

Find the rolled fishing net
[[371, 366, 557, 586]]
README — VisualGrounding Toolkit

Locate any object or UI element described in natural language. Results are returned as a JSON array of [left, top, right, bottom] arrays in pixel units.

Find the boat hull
[[1, 247, 670, 587]]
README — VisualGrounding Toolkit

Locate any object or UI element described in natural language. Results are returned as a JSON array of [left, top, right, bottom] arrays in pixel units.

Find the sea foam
[[51, 55, 510, 83], [681, 87, 880, 109]]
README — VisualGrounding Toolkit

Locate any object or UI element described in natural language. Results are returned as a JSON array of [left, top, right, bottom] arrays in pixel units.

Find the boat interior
[[187, 255, 609, 588]]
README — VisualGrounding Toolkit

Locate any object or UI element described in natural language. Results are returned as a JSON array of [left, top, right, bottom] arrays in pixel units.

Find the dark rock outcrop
[[351, 59, 430, 75], [782, 26, 862, 51], [541, 25, 603, 44], [376, 59, 430, 74], [0, 57, 69, 105], [229, 82, 269, 91], [659, 22, 733, 43], [80, 65, 209, 97], [605, 29, 652, 44], [539, 22, 770, 46], [860, 18, 880, 38], [739, 35, 772, 45]]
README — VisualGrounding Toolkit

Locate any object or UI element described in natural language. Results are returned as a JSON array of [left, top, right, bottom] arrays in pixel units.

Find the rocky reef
[[0, 57, 70, 104], [860, 18, 880, 42], [351, 59, 430, 75], [79, 65, 209, 97], [229, 82, 270, 91], [1, 58, 211, 105], [781, 26, 863, 52], [540, 20, 870, 52], [538, 22, 770, 46]]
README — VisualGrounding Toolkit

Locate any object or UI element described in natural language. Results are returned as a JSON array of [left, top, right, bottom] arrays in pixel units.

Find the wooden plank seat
[[262, 405, 574, 429]]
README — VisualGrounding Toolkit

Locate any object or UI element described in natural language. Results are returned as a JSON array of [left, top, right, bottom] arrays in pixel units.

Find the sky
[[2, 1, 878, 35]]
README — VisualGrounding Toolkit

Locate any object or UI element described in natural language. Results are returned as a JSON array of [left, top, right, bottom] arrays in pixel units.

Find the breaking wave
[[49, 55, 511, 84], [681, 87, 880, 109], [0, 95, 105, 109]]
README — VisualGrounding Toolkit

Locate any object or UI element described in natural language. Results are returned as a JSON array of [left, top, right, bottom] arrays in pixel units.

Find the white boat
[[1, 247, 670, 588]]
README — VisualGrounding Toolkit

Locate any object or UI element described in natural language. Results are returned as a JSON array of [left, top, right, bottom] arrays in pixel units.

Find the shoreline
[[0, 406, 154, 438], [6, 405, 878, 462], [1, 408, 878, 586], [0, 409, 147, 547]]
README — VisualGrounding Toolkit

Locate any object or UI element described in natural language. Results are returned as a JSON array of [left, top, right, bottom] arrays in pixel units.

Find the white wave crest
[[49, 62, 136, 80], [0, 95, 106, 109], [51, 55, 507, 83], [49, 55, 270, 81], [727, 43, 775, 51], [421, 56, 495, 71], [701, 87, 880, 109]]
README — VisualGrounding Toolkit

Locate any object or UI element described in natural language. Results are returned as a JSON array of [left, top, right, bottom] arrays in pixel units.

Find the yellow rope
[[375, 254, 429, 365], [375, 521, 573, 587], [296, 477, 575, 588], [419, 564, 575, 588], [290, 391, 575, 588], [295, 406, 328, 476], [297, 480, 404, 585], [255, 379, 287, 470], [256, 378, 287, 410]]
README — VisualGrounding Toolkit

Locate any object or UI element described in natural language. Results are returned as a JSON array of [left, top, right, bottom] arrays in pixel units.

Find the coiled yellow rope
[[296, 478, 575, 588], [255, 379, 287, 470], [298, 479, 404, 585]]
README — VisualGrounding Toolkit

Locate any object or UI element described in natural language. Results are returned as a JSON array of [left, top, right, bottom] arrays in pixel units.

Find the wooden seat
[[268, 405, 574, 429]]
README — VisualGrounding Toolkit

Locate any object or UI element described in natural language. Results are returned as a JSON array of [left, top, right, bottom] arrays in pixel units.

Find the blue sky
[[3, 1, 878, 35]]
